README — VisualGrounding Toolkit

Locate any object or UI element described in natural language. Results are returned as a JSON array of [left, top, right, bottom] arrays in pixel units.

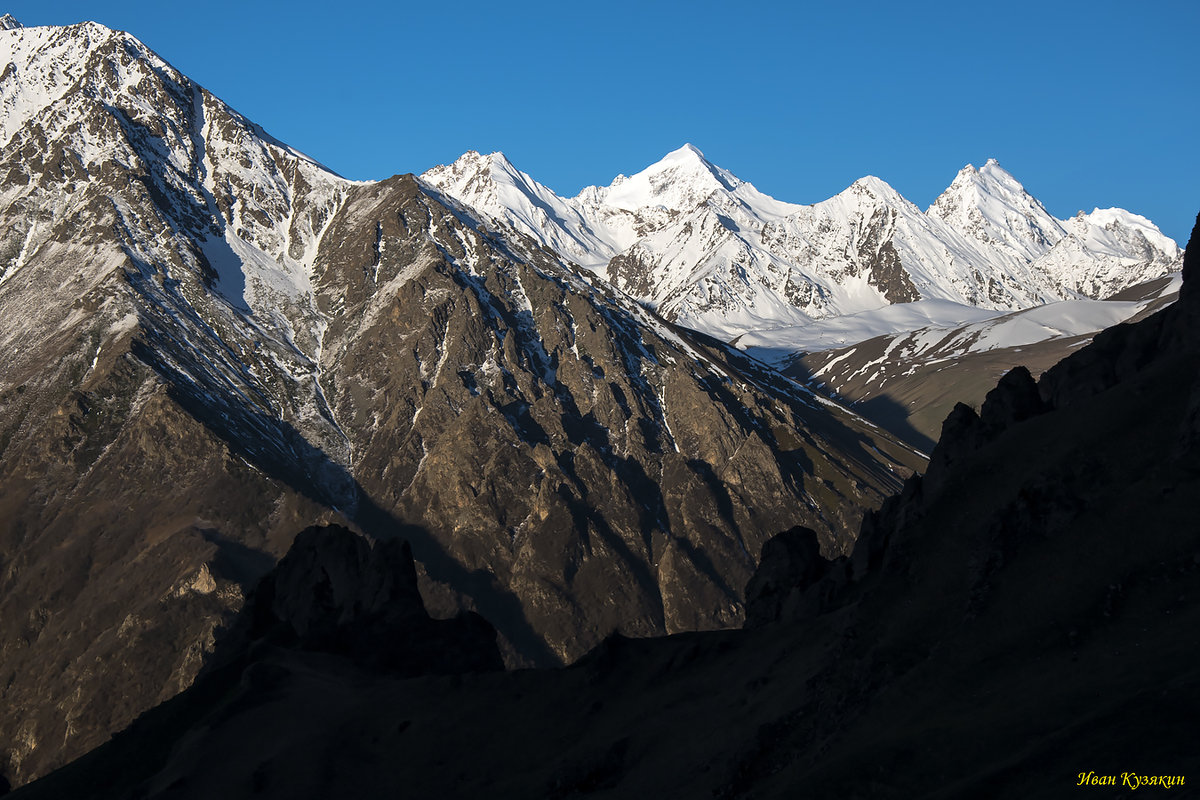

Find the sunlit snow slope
[[423, 148, 1181, 341]]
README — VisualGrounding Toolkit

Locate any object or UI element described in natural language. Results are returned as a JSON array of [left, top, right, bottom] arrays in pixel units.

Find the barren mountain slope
[[0, 18, 922, 787]]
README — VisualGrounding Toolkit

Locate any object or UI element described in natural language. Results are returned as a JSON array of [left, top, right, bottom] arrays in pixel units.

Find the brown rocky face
[[302, 175, 921, 665], [0, 21, 922, 788]]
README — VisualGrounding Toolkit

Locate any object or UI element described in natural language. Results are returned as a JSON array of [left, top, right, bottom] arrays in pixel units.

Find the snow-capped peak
[[928, 158, 1066, 263], [422, 149, 624, 269], [847, 175, 908, 205], [1062, 207, 1181, 262], [423, 149, 561, 220], [0, 14, 21, 30], [972, 159, 1034, 201], [658, 142, 712, 169], [466, 149, 517, 172], [577, 143, 802, 223], [0, 19, 135, 149], [597, 143, 735, 213], [940, 159, 1035, 206], [423, 150, 521, 199], [1082, 207, 1178, 253]]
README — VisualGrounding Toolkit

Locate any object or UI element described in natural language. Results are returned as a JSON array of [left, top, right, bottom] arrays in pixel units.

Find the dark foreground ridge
[[12, 213, 1200, 798]]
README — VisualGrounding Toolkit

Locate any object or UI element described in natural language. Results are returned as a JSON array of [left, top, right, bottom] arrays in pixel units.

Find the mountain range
[[423, 145, 1180, 340], [0, 14, 1191, 795]]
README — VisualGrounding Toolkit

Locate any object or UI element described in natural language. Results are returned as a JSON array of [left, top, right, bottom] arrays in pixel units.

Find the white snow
[[743, 273, 1180, 367], [736, 299, 1001, 358], [423, 143, 1181, 353]]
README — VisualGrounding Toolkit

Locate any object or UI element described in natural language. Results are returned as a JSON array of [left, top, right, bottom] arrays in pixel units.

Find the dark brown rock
[[978, 364, 1048, 434], [921, 401, 985, 498], [1181, 210, 1200, 302], [743, 526, 845, 628], [242, 524, 503, 676]]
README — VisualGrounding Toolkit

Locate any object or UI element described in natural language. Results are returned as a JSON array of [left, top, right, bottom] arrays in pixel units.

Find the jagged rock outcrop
[[922, 364, 1049, 496], [1181, 211, 1200, 300], [254, 524, 426, 643], [743, 526, 844, 628], [978, 365, 1048, 433], [238, 524, 503, 675], [920, 402, 987, 498]]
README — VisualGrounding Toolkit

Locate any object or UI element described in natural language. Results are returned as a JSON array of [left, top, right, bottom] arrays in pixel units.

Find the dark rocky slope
[[14, 218, 1199, 798]]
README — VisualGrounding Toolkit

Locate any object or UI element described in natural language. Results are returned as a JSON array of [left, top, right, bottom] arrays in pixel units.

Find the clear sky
[[7, 1, 1199, 243]]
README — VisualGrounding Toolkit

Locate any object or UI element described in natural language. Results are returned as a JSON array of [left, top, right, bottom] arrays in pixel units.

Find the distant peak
[[978, 158, 1013, 179], [0, 13, 22, 30], [486, 150, 516, 168], [644, 143, 730, 186], [448, 149, 515, 171], [947, 158, 1024, 196], [598, 144, 734, 212], [663, 142, 711, 164], [849, 175, 900, 198], [954, 158, 1005, 174]]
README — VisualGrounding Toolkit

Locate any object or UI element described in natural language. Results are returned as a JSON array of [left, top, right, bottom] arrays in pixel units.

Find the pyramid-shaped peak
[[978, 158, 1017, 180], [930, 158, 1067, 261], [485, 150, 517, 168], [447, 150, 518, 171], [661, 142, 708, 163], [0, 13, 22, 30], [847, 174, 904, 201], [430, 150, 510, 179], [598, 144, 736, 213], [649, 143, 723, 176], [942, 158, 1030, 200]]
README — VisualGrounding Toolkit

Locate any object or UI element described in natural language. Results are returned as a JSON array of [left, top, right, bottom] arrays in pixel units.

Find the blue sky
[[8, 1, 1199, 243]]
